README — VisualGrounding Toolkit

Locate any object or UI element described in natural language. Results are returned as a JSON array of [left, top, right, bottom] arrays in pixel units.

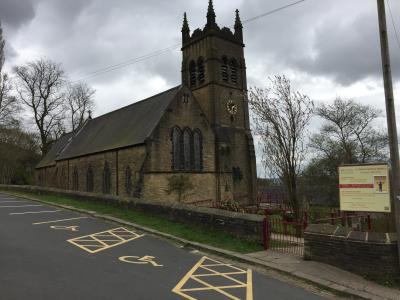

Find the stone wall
[[143, 87, 218, 203], [304, 224, 399, 278], [36, 146, 147, 198], [0, 184, 264, 243]]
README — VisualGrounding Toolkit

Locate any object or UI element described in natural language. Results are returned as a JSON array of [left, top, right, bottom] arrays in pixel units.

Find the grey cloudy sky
[[1, 0, 399, 175]]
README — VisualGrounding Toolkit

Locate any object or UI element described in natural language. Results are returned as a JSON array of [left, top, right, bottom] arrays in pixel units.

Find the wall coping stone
[[306, 224, 337, 235], [334, 226, 352, 237], [348, 231, 366, 242], [304, 223, 397, 244], [0, 184, 264, 222]]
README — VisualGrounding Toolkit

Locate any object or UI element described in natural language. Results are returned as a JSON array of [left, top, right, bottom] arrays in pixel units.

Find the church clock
[[226, 99, 237, 115]]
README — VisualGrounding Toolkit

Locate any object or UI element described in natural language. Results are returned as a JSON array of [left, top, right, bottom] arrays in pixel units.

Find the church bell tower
[[181, 0, 257, 204]]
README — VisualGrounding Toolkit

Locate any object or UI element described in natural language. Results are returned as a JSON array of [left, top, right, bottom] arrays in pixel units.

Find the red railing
[[314, 211, 372, 231], [263, 209, 307, 256]]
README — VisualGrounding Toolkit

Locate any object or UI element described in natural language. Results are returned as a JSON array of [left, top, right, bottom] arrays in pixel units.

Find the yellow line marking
[[0, 205, 42, 208], [199, 265, 246, 285], [67, 227, 144, 254], [172, 256, 253, 300], [10, 210, 62, 215], [188, 276, 241, 300], [172, 256, 206, 300], [33, 216, 88, 225], [246, 269, 253, 300], [180, 283, 246, 292], [192, 271, 245, 277]]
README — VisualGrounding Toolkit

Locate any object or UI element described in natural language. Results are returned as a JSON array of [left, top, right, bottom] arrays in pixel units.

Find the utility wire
[[386, 0, 400, 49], [72, 44, 180, 83], [242, 0, 307, 24], [72, 0, 308, 83]]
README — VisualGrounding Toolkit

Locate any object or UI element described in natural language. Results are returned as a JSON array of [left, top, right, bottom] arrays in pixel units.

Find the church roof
[[36, 132, 75, 168], [36, 85, 181, 168]]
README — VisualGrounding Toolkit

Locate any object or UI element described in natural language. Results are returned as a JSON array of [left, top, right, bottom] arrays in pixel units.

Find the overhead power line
[[242, 0, 307, 24], [71, 44, 180, 83], [386, 0, 400, 49], [72, 0, 308, 83]]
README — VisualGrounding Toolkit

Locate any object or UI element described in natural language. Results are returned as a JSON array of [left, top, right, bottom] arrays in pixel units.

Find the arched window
[[183, 128, 193, 170], [230, 59, 238, 84], [102, 161, 111, 194], [189, 60, 196, 87], [193, 129, 203, 171], [72, 167, 79, 191], [221, 56, 229, 82], [197, 57, 205, 84], [125, 166, 132, 195], [171, 126, 182, 170], [86, 165, 94, 192]]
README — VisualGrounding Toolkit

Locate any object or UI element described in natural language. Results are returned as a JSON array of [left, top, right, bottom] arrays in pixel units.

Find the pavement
[[246, 251, 400, 300], [0, 192, 328, 300]]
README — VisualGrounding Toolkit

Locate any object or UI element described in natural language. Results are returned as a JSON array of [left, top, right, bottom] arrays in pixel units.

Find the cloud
[[0, 0, 37, 29]]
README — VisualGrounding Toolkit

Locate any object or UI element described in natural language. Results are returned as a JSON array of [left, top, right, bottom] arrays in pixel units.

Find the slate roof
[[36, 85, 181, 168], [36, 132, 74, 168]]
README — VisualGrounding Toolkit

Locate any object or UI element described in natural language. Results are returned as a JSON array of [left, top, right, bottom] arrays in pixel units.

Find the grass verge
[[1, 190, 264, 254]]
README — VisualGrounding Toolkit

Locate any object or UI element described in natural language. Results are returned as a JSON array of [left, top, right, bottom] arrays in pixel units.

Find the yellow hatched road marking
[[67, 227, 144, 254], [186, 276, 241, 300], [172, 256, 253, 300], [199, 265, 246, 286]]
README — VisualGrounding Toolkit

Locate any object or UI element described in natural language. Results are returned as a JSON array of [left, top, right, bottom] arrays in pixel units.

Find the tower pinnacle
[[182, 12, 190, 43], [205, 0, 217, 29], [234, 9, 243, 41]]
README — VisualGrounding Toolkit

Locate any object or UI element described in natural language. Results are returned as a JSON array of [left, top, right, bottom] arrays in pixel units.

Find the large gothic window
[[197, 57, 205, 84], [125, 166, 132, 195], [102, 161, 111, 194], [86, 165, 94, 192], [193, 129, 203, 171], [221, 56, 229, 82], [189, 61, 196, 87], [171, 127, 203, 172], [72, 167, 79, 191], [230, 59, 238, 84], [171, 126, 182, 170], [183, 128, 193, 170]]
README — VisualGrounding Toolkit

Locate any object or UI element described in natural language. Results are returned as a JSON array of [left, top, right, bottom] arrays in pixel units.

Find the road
[[0, 192, 327, 300]]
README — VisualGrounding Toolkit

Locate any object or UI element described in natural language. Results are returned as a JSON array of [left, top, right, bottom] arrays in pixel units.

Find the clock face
[[226, 100, 238, 115]]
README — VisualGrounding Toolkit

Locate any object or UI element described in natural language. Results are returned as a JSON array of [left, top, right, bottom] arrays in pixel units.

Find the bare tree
[[249, 75, 314, 221], [304, 98, 388, 205], [14, 59, 65, 155], [65, 82, 95, 131], [313, 98, 388, 164], [0, 21, 20, 125], [0, 20, 4, 73], [0, 73, 19, 125]]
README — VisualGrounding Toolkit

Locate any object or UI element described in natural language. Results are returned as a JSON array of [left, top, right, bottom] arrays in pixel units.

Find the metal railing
[[263, 210, 307, 256]]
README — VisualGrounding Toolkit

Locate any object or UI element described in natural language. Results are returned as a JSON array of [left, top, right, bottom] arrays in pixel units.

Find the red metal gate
[[263, 210, 307, 256]]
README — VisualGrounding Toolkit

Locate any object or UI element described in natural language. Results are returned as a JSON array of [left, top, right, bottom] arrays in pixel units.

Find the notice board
[[339, 164, 391, 212]]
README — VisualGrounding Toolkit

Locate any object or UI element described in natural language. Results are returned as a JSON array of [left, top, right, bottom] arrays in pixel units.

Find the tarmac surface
[[0, 192, 326, 300]]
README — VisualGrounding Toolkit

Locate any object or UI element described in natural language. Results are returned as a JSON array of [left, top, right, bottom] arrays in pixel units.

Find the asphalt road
[[0, 193, 326, 300]]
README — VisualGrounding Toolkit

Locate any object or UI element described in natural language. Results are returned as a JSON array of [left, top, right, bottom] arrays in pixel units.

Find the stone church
[[35, 1, 258, 205]]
